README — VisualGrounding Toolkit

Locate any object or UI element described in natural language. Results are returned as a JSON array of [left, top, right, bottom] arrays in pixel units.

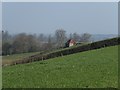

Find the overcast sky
[[2, 2, 118, 35]]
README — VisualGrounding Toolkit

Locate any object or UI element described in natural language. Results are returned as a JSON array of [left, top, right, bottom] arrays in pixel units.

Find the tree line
[[2, 29, 91, 55]]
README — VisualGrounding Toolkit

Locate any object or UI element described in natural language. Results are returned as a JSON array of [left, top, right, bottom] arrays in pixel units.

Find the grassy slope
[[2, 45, 118, 88], [2, 52, 40, 65]]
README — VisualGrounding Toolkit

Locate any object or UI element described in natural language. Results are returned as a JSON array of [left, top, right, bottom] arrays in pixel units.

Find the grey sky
[[2, 2, 118, 35]]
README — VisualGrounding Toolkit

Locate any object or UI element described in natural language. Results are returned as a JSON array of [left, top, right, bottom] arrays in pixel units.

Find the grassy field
[[2, 45, 118, 88], [2, 52, 40, 65]]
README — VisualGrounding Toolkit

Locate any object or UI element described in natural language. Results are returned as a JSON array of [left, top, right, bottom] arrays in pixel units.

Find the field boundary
[[3, 37, 120, 67]]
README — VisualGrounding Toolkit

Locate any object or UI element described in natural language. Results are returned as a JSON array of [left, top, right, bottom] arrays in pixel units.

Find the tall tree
[[55, 29, 67, 48], [2, 42, 12, 55], [73, 33, 80, 42], [44, 35, 53, 50], [2, 30, 13, 55], [69, 33, 73, 39], [12, 33, 39, 54], [80, 33, 91, 42]]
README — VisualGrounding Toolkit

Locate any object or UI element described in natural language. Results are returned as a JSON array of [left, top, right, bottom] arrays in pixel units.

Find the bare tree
[[73, 33, 80, 42], [12, 33, 39, 54], [2, 30, 12, 43], [38, 33, 45, 42], [43, 35, 53, 50], [69, 33, 73, 39], [80, 33, 91, 42], [2, 30, 13, 55], [27, 34, 39, 52], [2, 42, 12, 55], [55, 29, 67, 48]]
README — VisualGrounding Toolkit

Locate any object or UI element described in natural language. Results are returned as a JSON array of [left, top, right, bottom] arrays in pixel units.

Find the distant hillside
[[3, 37, 119, 67], [91, 34, 117, 42]]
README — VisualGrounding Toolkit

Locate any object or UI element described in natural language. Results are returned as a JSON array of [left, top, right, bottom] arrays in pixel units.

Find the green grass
[[2, 52, 40, 65], [2, 45, 118, 88]]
